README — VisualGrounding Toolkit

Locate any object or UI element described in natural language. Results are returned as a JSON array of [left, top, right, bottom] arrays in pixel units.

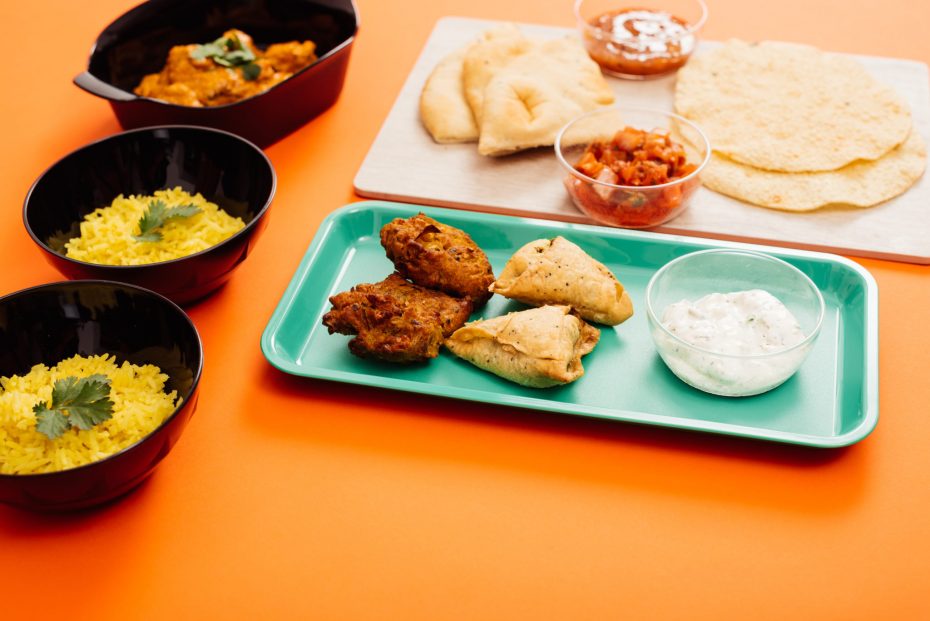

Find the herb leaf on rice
[[33, 374, 114, 440], [134, 200, 202, 242], [63, 188, 245, 265], [2, 354, 180, 473]]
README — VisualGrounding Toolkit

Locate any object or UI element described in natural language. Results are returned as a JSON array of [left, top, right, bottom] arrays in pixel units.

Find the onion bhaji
[[322, 273, 473, 363], [380, 213, 495, 306]]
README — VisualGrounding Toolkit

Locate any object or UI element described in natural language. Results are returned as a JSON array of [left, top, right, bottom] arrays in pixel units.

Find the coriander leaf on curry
[[135, 29, 318, 106]]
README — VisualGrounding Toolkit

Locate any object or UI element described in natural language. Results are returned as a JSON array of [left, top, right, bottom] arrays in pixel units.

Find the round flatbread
[[675, 40, 912, 172], [701, 131, 927, 211]]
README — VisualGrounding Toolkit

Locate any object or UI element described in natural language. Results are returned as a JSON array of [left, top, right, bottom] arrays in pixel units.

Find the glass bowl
[[555, 106, 710, 229], [645, 249, 825, 397], [574, 0, 708, 79]]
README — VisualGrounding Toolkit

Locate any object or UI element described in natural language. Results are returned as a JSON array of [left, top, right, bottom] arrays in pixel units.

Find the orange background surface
[[2, 0, 929, 619]]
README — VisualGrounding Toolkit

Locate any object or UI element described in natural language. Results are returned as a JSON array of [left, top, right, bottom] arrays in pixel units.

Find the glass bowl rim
[[573, 0, 710, 40], [644, 248, 827, 360], [554, 106, 711, 191]]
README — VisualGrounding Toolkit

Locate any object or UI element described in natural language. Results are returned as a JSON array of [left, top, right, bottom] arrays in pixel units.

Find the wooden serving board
[[354, 17, 930, 264]]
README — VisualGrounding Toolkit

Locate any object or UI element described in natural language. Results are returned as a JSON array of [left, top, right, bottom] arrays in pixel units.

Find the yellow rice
[[0, 354, 179, 474], [64, 187, 245, 265]]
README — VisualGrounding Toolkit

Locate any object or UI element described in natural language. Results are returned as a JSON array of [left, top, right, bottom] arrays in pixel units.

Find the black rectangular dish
[[74, 0, 359, 147]]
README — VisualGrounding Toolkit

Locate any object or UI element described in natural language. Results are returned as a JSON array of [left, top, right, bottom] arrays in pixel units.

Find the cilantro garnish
[[133, 199, 202, 242], [241, 62, 261, 81], [33, 374, 115, 440], [190, 33, 262, 81]]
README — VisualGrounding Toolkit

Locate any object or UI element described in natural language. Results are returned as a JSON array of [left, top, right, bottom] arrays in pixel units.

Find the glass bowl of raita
[[645, 249, 825, 397]]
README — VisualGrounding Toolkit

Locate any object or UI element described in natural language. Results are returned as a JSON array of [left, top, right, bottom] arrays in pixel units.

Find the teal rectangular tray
[[261, 201, 878, 447]]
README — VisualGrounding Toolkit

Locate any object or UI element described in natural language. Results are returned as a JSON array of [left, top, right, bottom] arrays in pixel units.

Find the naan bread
[[674, 40, 912, 172], [702, 130, 927, 211], [489, 237, 634, 325], [419, 47, 480, 143], [419, 25, 613, 154], [445, 305, 600, 388], [419, 25, 527, 144], [461, 24, 533, 126], [474, 38, 615, 156]]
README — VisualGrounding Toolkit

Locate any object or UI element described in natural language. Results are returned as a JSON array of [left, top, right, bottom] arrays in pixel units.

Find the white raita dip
[[656, 289, 810, 396]]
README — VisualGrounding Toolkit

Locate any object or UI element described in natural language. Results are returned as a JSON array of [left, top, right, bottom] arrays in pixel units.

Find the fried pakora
[[380, 213, 495, 306], [322, 273, 473, 363]]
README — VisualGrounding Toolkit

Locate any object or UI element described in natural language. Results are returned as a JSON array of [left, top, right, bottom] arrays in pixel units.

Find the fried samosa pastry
[[489, 237, 633, 325], [445, 305, 600, 388], [380, 213, 495, 305], [322, 273, 473, 363]]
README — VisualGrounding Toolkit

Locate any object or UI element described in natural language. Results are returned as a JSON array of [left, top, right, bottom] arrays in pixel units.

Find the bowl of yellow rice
[[23, 125, 275, 304], [0, 280, 203, 511]]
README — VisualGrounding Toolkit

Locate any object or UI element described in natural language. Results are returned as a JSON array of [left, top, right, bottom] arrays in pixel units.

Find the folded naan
[[472, 37, 615, 156], [489, 237, 633, 325], [419, 24, 613, 154], [445, 305, 600, 387], [461, 24, 533, 127], [419, 47, 480, 143]]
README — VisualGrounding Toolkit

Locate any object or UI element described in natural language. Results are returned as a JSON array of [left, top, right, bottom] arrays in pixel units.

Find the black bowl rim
[[0, 279, 205, 480], [81, 0, 360, 109], [22, 124, 277, 271]]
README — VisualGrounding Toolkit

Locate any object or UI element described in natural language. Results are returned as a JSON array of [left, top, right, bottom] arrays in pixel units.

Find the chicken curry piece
[[135, 29, 317, 107]]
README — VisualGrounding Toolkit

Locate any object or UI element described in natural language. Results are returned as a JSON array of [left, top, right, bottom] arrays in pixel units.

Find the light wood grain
[[355, 17, 930, 263]]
